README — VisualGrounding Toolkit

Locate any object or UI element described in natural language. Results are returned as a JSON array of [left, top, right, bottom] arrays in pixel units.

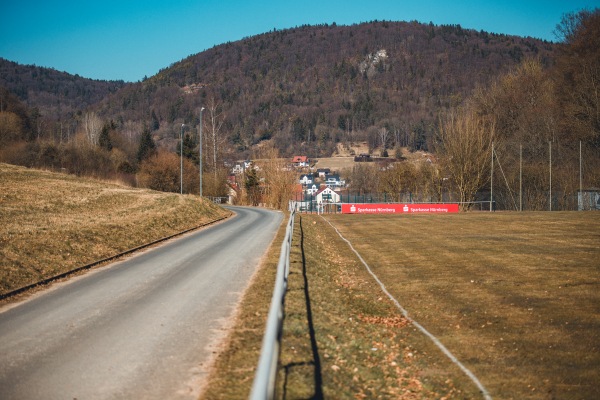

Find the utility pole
[[520, 144, 522, 212], [490, 142, 494, 212], [180, 124, 184, 195], [199, 107, 205, 197], [549, 141, 552, 211], [579, 140, 583, 211]]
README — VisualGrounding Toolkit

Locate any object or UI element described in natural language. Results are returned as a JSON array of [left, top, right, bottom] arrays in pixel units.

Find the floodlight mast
[[199, 107, 205, 197], [180, 124, 185, 195]]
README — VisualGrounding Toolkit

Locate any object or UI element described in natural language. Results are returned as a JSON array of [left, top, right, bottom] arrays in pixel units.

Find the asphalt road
[[0, 206, 282, 400]]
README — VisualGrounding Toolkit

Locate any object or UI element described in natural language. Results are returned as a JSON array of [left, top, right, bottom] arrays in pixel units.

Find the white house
[[315, 187, 340, 203], [324, 174, 345, 188], [316, 168, 331, 178], [292, 155, 309, 168], [306, 184, 319, 195], [299, 174, 314, 185]]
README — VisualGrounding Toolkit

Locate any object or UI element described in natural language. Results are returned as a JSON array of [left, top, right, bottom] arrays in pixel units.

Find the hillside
[[1, 21, 555, 159], [0, 163, 230, 295], [94, 21, 554, 158], [0, 58, 128, 136]]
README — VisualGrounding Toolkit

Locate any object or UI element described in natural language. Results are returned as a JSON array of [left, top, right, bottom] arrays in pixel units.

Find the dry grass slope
[[0, 163, 230, 294]]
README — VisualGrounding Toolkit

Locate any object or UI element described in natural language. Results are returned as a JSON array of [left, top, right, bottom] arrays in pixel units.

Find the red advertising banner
[[341, 203, 459, 214]]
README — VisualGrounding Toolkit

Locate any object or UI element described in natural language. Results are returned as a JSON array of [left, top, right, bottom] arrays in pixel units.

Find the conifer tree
[[98, 123, 112, 151], [150, 110, 159, 131], [137, 126, 156, 162], [244, 166, 261, 206], [177, 133, 198, 163]]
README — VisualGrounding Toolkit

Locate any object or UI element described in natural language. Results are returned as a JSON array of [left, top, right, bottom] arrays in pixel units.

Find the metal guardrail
[[250, 204, 296, 400], [207, 196, 229, 204]]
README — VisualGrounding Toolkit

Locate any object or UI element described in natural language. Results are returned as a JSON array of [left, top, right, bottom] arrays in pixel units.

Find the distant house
[[299, 173, 314, 185], [354, 153, 372, 162], [316, 168, 331, 178], [324, 174, 345, 188], [306, 184, 319, 195], [315, 186, 341, 203], [292, 155, 309, 168], [578, 188, 600, 210], [233, 160, 254, 174]]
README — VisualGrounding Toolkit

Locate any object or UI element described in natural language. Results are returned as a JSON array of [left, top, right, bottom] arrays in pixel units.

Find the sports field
[[324, 211, 600, 399], [200, 211, 599, 399]]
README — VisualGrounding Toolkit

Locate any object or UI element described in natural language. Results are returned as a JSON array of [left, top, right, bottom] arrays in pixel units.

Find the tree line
[[343, 9, 600, 211], [0, 12, 597, 209]]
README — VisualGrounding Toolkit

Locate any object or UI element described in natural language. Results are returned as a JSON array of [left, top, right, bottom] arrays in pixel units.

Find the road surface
[[0, 206, 282, 400]]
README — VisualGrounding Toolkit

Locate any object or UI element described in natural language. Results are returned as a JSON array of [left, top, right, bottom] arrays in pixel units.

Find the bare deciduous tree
[[83, 112, 102, 146], [378, 162, 417, 201], [0, 111, 23, 144], [378, 126, 390, 151], [204, 97, 226, 177], [436, 109, 495, 208], [255, 145, 296, 210], [350, 163, 379, 195]]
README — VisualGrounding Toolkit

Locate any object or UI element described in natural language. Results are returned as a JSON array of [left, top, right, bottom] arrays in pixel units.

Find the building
[[324, 174, 345, 188], [578, 188, 600, 210], [316, 168, 331, 178], [306, 184, 319, 195], [292, 155, 309, 168], [315, 186, 341, 203], [299, 174, 314, 185]]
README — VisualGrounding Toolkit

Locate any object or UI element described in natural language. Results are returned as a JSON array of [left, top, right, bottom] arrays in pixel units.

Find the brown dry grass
[[275, 214, 476, 399], [313, 157, 357, 171], [315, 147, 434, 172], [325, 212, 600, 399], [199, 212, 287, 399], [0, 163, 230, 294], [202, 211, 599, 399], [201, 213, 479, 399]]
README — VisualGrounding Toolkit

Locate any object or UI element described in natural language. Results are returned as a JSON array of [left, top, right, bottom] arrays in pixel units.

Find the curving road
[[0, 206, 282, 400]]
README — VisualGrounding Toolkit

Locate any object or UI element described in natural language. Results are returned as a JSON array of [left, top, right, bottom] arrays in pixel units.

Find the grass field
[[202, 213, 479, 399], [202, 211, 599, 399], [7, 162, 596, 398], [0, 163, 230, 295], [325, 212, 600, 399]]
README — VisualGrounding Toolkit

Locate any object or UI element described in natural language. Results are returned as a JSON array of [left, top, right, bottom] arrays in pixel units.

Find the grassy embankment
[[0, 163, 231, 295], [202, 211, 600, 399]]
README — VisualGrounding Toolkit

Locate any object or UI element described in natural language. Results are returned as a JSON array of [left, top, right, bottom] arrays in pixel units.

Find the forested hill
[[1, 21, 555, 158], [0, 57, 127, 123], [96, 21, 554, 157]]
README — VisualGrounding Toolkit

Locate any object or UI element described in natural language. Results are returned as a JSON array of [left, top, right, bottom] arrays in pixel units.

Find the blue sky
[[1, 0, 598, 82]]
